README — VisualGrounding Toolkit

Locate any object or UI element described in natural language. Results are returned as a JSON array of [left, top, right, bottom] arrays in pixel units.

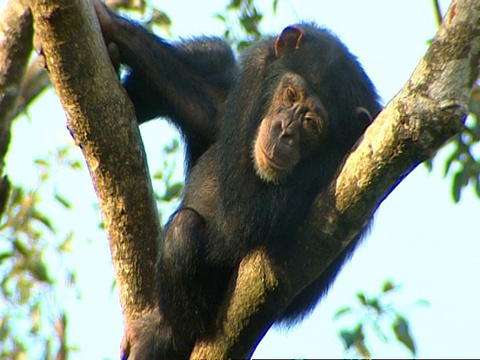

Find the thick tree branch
[[29, 0, 160, 323], [192, 0, 480, 357], [0, 0, 33, 217], [0, 0, 32, 208]]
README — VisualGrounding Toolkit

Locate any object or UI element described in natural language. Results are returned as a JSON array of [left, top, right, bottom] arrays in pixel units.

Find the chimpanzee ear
[[275, 25, 305, 58], [354, 106, 373, 130]]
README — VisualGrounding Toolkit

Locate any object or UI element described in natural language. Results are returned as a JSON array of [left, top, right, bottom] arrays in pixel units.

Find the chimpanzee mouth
[[259, 145, 290, 172]]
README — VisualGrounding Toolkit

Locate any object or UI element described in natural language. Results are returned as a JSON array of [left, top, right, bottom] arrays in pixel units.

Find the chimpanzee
[[96, 3, 381, 359]]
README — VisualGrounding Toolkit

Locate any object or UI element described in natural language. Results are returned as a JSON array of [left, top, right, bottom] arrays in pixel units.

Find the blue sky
[[3, 0, 479, 358]]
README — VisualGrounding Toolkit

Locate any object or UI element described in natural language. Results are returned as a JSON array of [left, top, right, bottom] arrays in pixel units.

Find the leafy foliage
[[0, 147, 81, 359], [214, 0, 271, 51], [334, 279, 428, 358], [109, 0, 172, 35], [151, 138, 184, 226], [441, 83, 480, 202]]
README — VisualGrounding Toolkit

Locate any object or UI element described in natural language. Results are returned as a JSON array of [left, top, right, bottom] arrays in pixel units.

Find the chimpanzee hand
[[93, 1, 121, 73]]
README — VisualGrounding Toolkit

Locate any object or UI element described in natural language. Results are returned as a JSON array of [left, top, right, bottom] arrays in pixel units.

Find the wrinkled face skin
[[252, 72, 328, 184]]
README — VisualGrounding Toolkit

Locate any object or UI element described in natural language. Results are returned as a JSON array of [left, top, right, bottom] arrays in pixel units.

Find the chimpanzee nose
[[281, 107, 303, 136], [279, 117, 300, 147]]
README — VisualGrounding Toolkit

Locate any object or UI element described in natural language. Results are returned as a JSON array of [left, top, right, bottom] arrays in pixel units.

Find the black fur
[[96, 5, 381, 358]]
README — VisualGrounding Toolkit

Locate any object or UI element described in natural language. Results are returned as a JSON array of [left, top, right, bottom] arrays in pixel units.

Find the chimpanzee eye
[[286, 87, 297, 103], [303, 114, 319, 132]]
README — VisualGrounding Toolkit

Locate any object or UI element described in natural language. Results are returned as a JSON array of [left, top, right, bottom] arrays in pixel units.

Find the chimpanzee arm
[[95, 2, 236, 164]]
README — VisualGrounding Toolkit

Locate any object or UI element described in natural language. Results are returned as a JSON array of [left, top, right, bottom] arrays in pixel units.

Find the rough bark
[[0, 0, 32, 164], [0, 0, 34, 212], [29, 0, 160, 324]]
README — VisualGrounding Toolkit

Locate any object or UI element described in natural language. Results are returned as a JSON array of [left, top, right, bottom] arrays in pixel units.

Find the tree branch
[[29, 0, 160, 323], [12, 56, 50, 119], [0, 0, 33, 218], [10, 0, 144, 121], [192, 0, 480, 357], [0, 0, 32, 167]]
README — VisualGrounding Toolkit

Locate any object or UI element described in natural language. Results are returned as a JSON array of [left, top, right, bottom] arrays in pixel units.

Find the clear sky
[[3, 0, 479, 358]]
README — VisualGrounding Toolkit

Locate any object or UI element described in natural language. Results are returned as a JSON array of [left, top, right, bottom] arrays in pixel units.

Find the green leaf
[[272, 0, 279, 13], [58, 232, 74, 253], [213, 13, 227, 23], [13, 239, 30, 257], [10, 187, 23, 204], [333, 306, 352, 320], [150, 9, 172, 31], [152, 169, 164, 180], [33, 158, 49, 167], [368, 297, 382, 315], [393, 315, 416, 355], [163, 182, 183, 202], [443, 138, 460, 177], [229, 0, 242, 10], [28, 258, 52, 283], [423, 158, 433, 172], [356, 292, 367, 305], [452, 170, 468, 203], [382, 279, 395, 293], [0, 251, 13, 263], [31, 210, 55, 233], [339, 324, 364, 351], [168, 139, 180, 153], [474, 175, 480, 198], [415, 299, 430, 307], [339, 328, 356, 349], [69, 160, 82, 169], [30, 302, 41, 335], [54, 192, 72, 209]]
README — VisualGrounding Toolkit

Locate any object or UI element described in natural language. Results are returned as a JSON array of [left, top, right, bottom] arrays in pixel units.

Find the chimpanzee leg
[[157, 208, 228, 355]]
